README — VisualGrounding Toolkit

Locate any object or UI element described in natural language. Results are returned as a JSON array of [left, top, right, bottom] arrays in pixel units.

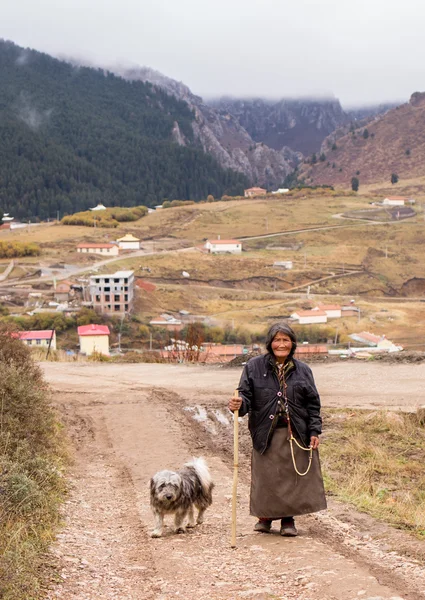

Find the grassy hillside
[[299, 92, 425, 188], [2, 191, 425, 347], [0, 40, 247, 220]]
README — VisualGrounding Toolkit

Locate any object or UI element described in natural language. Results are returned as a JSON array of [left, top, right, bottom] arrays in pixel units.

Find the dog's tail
[[186, 457, 213, 493]]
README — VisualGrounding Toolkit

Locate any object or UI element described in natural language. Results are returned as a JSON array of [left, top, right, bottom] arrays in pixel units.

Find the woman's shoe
[[280, 517, 298, 536], [254, 519, 272, 533]]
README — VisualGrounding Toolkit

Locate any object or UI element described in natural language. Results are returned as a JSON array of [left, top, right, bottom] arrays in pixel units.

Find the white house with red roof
[[78, 324, 110, 356], [18, 330, 56, 350], [205, 239, 242, 254], [291, 309, 328, 324], [77, 243, 119, 256], [313, 303, 341, 318]]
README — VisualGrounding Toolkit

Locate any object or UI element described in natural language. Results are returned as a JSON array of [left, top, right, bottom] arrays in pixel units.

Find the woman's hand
[[310, 436, 320, 450], [228, 396, 242, 412]]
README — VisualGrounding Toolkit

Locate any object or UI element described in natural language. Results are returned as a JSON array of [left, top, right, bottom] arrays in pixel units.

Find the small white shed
[[205, 239, 242, 254]]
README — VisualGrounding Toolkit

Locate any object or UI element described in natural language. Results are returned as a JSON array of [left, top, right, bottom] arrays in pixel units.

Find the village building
[[90, 203, 107, 211], [291, 309, 328, 324], [341, 305, 360, 317], [77, 243, 119, 256], [54, 282, 72, 303], [200, 343, 246, 363], [313, 304, 341, 318], [273, 261, 293, 270], [89, 270, 134, 315], [18, 330, 56, 350], [116, 234, 141, 250], [271, 188, 290, 195], [149, 314, 183, 331], [382, 196, 415, 206], [78, 324, 110, 356], [244, 187, 267, 198], [348, 331, 402, 353], [205, 239, 242, 254], [295, 343, 328, 357]]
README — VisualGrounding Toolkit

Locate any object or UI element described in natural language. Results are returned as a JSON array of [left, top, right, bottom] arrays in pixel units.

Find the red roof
[[385, 196, 408, 201], [19, 330, 55, 340], [135, 279, 156, 292], [77, 243, 115, 249], [77, 324, 110, 336], [355, 331, 382, 344]]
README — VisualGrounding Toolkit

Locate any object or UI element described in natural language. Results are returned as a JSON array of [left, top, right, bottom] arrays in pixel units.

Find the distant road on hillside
[[0, 246, 195, 288], [239, 220, 382, 241]]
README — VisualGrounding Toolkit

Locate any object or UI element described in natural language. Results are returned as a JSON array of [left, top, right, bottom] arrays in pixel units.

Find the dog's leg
[[186, 504, 196, 528], [174, 509, 187, 533], [151, 511, 164, 538], [196, 506, 206, 525]]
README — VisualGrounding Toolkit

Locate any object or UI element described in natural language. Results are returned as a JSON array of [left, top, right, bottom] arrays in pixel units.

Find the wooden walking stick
[[231, 389, 239, 548]]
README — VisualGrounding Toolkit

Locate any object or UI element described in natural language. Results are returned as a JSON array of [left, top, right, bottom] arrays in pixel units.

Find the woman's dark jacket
[[238, 354, 322, 454]]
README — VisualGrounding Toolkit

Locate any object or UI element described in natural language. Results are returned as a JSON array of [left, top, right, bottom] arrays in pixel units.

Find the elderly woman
[[228, 322, 326, 536]]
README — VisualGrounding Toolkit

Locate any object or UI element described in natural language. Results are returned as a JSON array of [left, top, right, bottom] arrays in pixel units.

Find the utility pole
[[334, 327, 339, 345], [385, 246, 388, 259], [149, 332, 153, 351]]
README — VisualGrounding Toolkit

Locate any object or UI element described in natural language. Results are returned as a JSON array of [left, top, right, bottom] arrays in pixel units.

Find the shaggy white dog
[[150, 457, 214, 538]]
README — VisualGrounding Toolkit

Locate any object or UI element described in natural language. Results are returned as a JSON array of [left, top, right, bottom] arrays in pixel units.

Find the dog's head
[[150, 470, 182, 505]]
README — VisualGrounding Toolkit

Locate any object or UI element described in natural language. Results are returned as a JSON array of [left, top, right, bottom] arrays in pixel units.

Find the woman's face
[[271, 332, 293, 362]]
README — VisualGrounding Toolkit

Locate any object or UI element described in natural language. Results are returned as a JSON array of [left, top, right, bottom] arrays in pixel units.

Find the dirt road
[[44, 362, 425, 600]]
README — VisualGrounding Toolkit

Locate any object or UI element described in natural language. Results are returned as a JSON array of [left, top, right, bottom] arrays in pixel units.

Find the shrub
[[351, 177, 359, 192], [162, 200, 195, 209], [0, 242, 40, 258], [61, 205, 147, 227], [0, 324, 66, 599]]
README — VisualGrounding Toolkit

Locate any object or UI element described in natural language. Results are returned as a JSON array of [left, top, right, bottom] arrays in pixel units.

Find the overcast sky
[[2, 0, 423, 107]]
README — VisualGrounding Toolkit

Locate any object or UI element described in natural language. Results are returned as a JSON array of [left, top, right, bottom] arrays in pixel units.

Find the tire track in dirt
[[44, 368, 421, 600]]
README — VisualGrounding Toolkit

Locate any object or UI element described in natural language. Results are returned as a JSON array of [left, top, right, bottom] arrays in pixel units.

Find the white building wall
[[296, 315, 327, 324], [77, 246, 119, 255], [118, 241, 140, 250], [383, 199, 405, 206], [205, 242, 242, 254], [324, 309, 341, 318], [79, 335, 110, 356]]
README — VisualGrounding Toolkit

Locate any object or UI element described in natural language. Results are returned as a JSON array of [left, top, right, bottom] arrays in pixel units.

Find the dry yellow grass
[[322, 409, 425, 538], [2, 192, 425, 346]]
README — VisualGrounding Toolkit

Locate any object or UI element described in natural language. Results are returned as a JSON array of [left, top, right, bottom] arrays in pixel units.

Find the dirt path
[[44, 363, 425, 600]]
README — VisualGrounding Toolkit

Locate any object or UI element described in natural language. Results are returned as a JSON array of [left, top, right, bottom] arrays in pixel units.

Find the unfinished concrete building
[[89, 270, 134, 315]]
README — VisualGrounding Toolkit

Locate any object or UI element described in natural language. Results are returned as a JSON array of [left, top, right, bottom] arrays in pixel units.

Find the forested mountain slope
[[0, 40, 247, 219]]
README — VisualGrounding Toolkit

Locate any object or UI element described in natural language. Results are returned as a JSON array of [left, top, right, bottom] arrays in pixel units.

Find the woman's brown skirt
[[250, 427, 327, 519]]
